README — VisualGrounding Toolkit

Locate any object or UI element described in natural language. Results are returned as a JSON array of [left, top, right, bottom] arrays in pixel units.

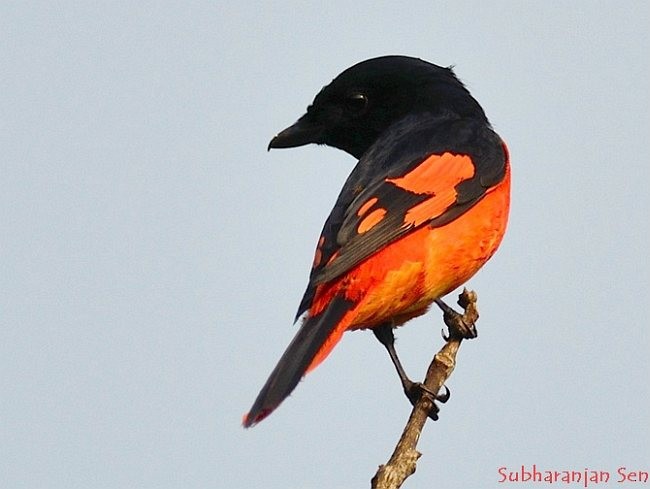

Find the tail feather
[[243, 296, 354, 427]]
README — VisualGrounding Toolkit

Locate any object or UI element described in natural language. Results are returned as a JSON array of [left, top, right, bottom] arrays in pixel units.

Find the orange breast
[[419, 162, 511, 307], [311, 162, 511, 331]]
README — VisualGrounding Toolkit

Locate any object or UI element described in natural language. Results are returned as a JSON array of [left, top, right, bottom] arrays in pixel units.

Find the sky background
[[2, 2, 649, 488]]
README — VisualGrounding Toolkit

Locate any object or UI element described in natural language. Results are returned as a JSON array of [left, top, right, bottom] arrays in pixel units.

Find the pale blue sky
[[2, 2, 649, 488]]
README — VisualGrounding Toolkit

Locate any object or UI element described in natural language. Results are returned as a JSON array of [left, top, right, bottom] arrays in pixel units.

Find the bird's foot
[[435, 288, 479, 340], [403, 380, 450, 421]]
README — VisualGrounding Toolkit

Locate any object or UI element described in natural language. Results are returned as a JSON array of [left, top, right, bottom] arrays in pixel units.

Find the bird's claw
[[404, 381, 450, 421], [436, 294, 478, 340]]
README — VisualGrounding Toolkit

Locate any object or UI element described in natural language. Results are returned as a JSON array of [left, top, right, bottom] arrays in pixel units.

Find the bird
[[243, 55, 510, 427]]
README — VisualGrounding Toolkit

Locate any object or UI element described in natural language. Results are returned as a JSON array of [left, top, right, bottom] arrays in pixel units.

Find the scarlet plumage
[[244, 56, 510, 427]]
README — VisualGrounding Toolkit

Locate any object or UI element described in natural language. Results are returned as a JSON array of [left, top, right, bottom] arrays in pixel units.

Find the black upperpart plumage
[[269, 55, 489, 159], [246, 55, 508, 427]]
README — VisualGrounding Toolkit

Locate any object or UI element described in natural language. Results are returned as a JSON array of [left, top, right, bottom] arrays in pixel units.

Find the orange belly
[[311, 162, 511, 330]]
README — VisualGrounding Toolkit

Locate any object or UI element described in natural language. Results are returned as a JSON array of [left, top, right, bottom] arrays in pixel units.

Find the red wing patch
[[387, 153, 475, 227], [312, 236, 326, 268], [313, 152, 480, 284], [357, 197, 379, 216], [357, 207, 387, 233], [386, 152, 474, 194]]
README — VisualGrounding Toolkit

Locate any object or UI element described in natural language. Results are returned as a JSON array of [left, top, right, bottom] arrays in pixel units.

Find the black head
[[268, 55, 488, 159]]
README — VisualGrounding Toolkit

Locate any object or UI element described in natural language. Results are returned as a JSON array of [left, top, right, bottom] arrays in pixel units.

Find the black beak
[[268, 116, 324, 151]]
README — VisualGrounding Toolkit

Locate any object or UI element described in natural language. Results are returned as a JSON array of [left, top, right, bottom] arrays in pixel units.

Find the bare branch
[[371, 289, 479, 489]]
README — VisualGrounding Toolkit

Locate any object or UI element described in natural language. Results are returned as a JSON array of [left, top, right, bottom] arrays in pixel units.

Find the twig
[[371, 289, 479, 489]]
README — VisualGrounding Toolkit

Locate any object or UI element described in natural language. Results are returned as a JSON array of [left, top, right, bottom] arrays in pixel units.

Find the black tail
[[243, 296, 354, 427]]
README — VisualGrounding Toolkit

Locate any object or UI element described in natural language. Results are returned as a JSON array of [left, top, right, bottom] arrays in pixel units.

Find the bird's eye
[[345, 93, 368, 114]]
